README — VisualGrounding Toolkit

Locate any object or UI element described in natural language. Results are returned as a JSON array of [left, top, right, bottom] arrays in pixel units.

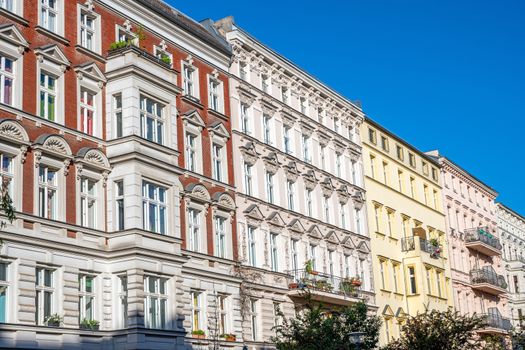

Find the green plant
[[159, 53, 172, 65], [429, 237, 440, 247], [109, 40, 132, 51], [45, 314, 63, 326], [192, 329, 205, 335], [80, 318, 100, 330], [340, 279, 356, 294], [304, 259, 314, 274], [219, 333, 236, 340]]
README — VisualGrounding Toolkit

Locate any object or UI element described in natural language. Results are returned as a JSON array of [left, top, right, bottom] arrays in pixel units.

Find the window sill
[[0, 8, 29, 26], [207, 108, 228, 121], [181, 94, 203, 109], [35, 26, 70, 46], [375, 231, 386, 237], [380, 288, 392, 293], [75, 45, 106, 63], [388, 235, 399, 242], [393, 291, 404, 297]]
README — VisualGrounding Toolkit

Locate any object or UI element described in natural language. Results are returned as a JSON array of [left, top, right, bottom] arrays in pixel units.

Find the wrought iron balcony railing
[[401, 236, 442, 258], [484, 313, 512, 331], [465, 227, 502, 251], [286, 269, 363, 299], [470, 267, 508, 290]]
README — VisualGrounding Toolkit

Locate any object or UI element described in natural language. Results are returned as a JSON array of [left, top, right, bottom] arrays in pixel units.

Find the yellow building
[[361, 119, 453, 345]]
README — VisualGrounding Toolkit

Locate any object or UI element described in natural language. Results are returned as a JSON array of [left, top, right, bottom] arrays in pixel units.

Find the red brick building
[[0, 0, 241, 348]]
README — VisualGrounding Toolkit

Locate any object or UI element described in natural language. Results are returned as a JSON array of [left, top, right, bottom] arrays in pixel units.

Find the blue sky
[[169, 0, 525, 215]]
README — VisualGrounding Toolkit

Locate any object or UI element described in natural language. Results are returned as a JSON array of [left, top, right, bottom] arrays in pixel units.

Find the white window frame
[[190, 290, 204, 332], [115, 180, 125, 231], [261, 74, 271, 93], [79, 274, 96, 322], [39, 0, 63, 35], [207, 75, 224, 113], [243, 162, 253, 196], [299, 97, 308, 115], [306, 189, 313, 217], [247, 226, 257, 267], [263, 114, 272, 144], [0, 55, 14, 106], [142, 180, 167, 234], [187, 207, 202, 253], [78, 175, 99, 229], [239, 62, 249, 81], [240, 103, 251, 134], [117, 274, 128, 329], [0, 28, 25, 109], [35, 267, 56, 325], [140, 94, 165, 145], [287, 180, 295, 211], [37, 164, 59, 220], [302, 134, 311, 163], [290, 239, 298, 272], [182, 62, 199, 99], [0, 261, 11, 323], [250, 299, 258, 340], [36, 55, 65, 125], [270, 233, 279, 272], [144, 275, 168, 329], [323, 196, 330, 223], [265, 171, 274, 204], [154, 45, 173, 68], [214, 215, 228, 259], [283, 125, 292, 154], [77, 4, 101, 54], [39, 71, 58, 122], [115, 24, 138, 45]]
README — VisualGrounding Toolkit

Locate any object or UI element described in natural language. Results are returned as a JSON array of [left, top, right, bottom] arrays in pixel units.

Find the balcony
[[470, 266, 507, 295], [465, 227, 502, 257], [478, 308, 512, 335], [401, 236, 442, 259], [286, 269, 363, 306]]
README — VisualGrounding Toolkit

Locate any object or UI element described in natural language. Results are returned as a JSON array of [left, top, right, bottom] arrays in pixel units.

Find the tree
[[272, 299, 381, 350], [381, 309, 497, 350]]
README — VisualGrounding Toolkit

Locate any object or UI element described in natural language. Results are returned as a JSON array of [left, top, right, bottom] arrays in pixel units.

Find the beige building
[[362, 119, 453, 346]]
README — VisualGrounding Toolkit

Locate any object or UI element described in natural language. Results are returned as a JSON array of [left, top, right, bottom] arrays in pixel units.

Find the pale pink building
[[427, 151, 510, 335]]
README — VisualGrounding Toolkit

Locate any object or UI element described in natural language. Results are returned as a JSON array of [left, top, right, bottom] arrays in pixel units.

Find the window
[[250, 299, 258, 340], [408, 266, 417, 294], [0, 55, 13, 106], [35, 267, 54, 325], [333, 117, 339, 133], [340, 203, 346, 229], [410, 177, 416, 198], [239, 62, 248, 81], [408, 153, 416, 167], [38, 166, 58, 219], [79, 10, 96, 51], [40, 0, 58, 33], [240, 103, 250, 134], [426, 267, 432, 294], [188, 208, 201, 252], [140, 95, 164, 144], [287, 180, 295, 211], [185, 133, 197, 172], [183, 64, 197, 98], [0, 0, 13, 11], [142, 181, 166, 234], [432, 168, 438, 181], [398, 170, 404, 192], [190, 291, 203, 332], [281, 86, 288, 104], [79, 275, 95, 322], [118, 275, 128, 328], [0, 263, 9, 323], [351, 161, 358, 185], [208, 78, 222, 112], [266, 172, 274, 204], [243, 162, 253, 196], [115, 181, 124, 231], [302, 134, 311, 163], [291, 239, 298, 272], [436, 271, 442, 297], [328, 251, 335, 276], [283, 125, 292, 154], [374, 205, 382, 233], [422, 161, 429, 175], [323, 196, 330, 223], [212, 143, 224, 182], [113, 94, 123, 138], [273, 302, 282, 329], [423, 184, 429, 206], [392, 263, 399, 293], [382, 162, 389, 185], [215, 216, 226, 258], [320, 145, 326, 170], [355, 209, 362, 234], [144, 276, 167, 329], [379, 259, 386, 289], [0, 153, 13, 198], [247, 226, 256, 267], [270, 233, 278, 272], [344, 255, 351, 278], [261, 74, 270, 93], [369, 155, 376, 178], [79, 88, 96, 135], [116, 25, 137, 44], [309, 244, 317, 270], [387, 210, 394, 236], [306, 189, 313, 217], [336, 153, 342, 177], [381, 136, 389, 151], [368, 128, 376, 144], [396, 145, 404, 160], [39, 72, 57, 121], [263, 115, 272, 144], [80, 177, 97, 229], [433, 190, 439, 209], [300, 97, 307, 115], [154, 46, 172, 67], [217, 294, 228, 335]]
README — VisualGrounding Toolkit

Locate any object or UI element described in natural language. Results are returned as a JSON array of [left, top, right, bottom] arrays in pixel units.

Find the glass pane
[[148, 277, 156, 293], [44, 291, 52, 319], [3, 77, 12, 105], [160, 299, 166, 328], [85, 276, 93, 293], [159, 207, 165, 234], [47, 76, 55, 91], [86, 296, 93, 320], [0, 289, 5, 323], [44, 269, 52, 287], [159, 279, 166, 294], [39, 92, 45, 118], [1, 156, 11, 173], [0, 263, 6, 281], [146, 117, 153, 140], [48, 95, 55, 121], [149, 203, 156, 232]]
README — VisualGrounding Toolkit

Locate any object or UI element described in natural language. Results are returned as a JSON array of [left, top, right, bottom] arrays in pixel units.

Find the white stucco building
[[214, 16, 376, 348]]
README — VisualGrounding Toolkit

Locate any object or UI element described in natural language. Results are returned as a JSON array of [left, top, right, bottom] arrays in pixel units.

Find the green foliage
[[272, 301, 381, 350], [304, 259, 314, 274], [381, 309, 491, 350], [160, 53, 172, 65], [45, 313, 63, 326], [109, 40, 132, 51], [80, 318, 100, 330], [191, 329, 205, 335]]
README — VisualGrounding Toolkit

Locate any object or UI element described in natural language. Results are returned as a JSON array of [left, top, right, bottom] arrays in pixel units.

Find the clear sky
[[169, 0, 525, 215]]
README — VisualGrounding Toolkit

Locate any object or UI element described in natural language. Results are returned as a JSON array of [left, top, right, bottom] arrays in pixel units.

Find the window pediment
[[185, 183, 211, 203], [287, 218, 305, 233], [356, 241, 370, 254], [0, 119, 29, 145], [337, 185, 351, 204], [243, 204, 264, 222], [325, 230, 341, 245], [382, 305, 395, 318], [303, 169, 318, 190], [34, 44, 70, 72], [284, 161, 300, 183], [0, 24, 29, 54], [396, 307, 408, 319], [266, 211, 286, 228], [237, 84, 257, 106], [208, 121, 230, 139], [212, 191, 235, 212], [182, 109, 205, 129], [33, 134, 72, 157], [341, 235, 355, 250], [307, 225, 323, 240], [75, 147, 110, 170], [320, 177, 335, 197], [74, 62, 107, 87]]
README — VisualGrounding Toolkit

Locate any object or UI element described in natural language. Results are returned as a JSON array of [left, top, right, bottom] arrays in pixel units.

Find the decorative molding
[[284, 161, 300, 183], [0, 24, 29, 54], [239, 142, 259, 165], [207, 121, 230, 139], [34, 44, 71, 72], [262, 152, 280, 174]]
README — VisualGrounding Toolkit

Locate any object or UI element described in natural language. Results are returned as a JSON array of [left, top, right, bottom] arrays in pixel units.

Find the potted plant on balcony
[[45, 314, 63, 327], [350, 276, 362, 287], [80, 318, 100, 330], [304, 260, 318, 275], [192, 329, 206, 339], [428, 238, 441, 258], [159, 53, 172, 66], [340, 278, 355, 295], [314, 280, 333, 292], [219, 333, 236, 342]]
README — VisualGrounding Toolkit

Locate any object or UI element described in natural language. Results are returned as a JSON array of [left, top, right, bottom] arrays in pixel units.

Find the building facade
[[0, 0, 243, 349], [498, 203, 525, 328], [362, 120, 453, 345], [214, 16, 376, 348], [428, 151, 510, 336]]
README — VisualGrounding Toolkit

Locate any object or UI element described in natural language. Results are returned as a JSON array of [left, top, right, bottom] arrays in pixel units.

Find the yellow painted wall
[[361, 120, 453, 346]]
